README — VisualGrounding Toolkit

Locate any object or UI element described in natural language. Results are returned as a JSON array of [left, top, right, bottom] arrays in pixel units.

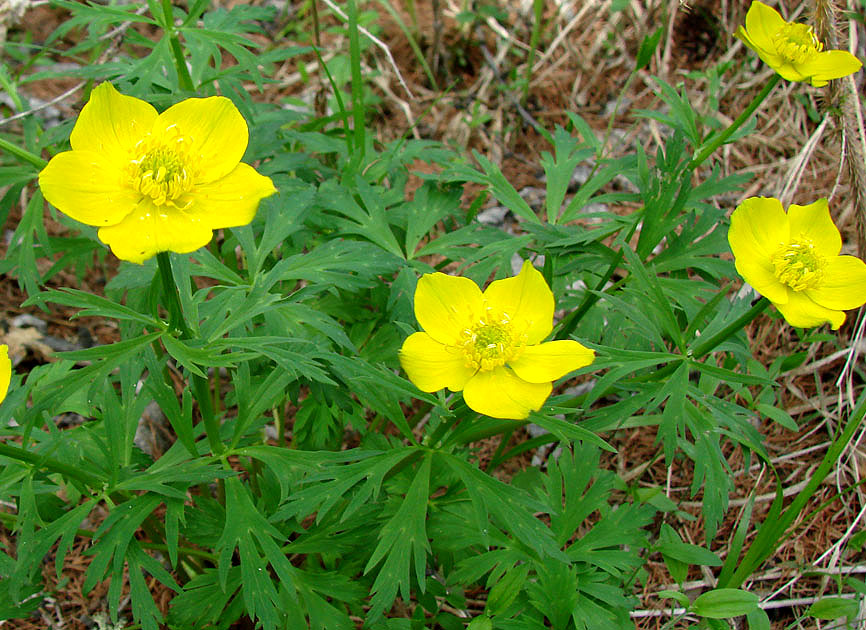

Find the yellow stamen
[[773, 22, 823, 64], [129, 128, 195, 208], [460, 309, 526, 371], [771, 238, 825, 291]]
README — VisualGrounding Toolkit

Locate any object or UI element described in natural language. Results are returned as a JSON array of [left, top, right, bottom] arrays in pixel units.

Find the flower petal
[[463, 367, 551, 420], [787, 198, 841, 256], [97, 199, 213, 264], [483, 260, 553, 344], [188, 163, 276, 228], [156, 96, 249, 184], [0, 345, 10, 405], [800, 50, 863, 85], [728, 197, 790, 304], [774, 288, 846, 329], [743, 1, 787, 56], [70, 83, 157, 161], [414, 272, 483, 345], [508, 340, 595, 384], [399, 332, 475, 393], [39, 150, 140, 226], [804, 255, 866, 311]]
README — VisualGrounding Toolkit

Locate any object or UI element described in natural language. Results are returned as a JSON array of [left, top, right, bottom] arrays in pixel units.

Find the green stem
[[156, 252, 223, 455], [161, 0, 195, 92], [689, 73, 781, 170], [690, 297, 770, 359], [0, 136, 48, 170], [0, 440, 103, 487]]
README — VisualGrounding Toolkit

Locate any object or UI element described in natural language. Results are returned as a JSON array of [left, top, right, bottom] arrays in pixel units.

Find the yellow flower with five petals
[[728, 197, 866, 329], [39, 83, 277, 264], [399, 260, 595, 420], [735, 1, 862, 87]]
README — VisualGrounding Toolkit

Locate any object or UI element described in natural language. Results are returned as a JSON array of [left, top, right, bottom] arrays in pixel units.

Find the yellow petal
[[39, 150, 140, 226], [728, 197, 790, 304], [188, 163, 276, 228], [483, 260, 553, 345], [399, 332, 475, 393], [772, 61, 810, 83], [156, 96, 249, 184], [774, 288, 846, 329], [743, 1, 787, 57], [463, 367, 551, 420], [734, 24, 782, 68], [97, 199, 213, 264], [800, 50, 863, 86], [70, 83, 157, 162], [414, 272, 483, 345], [804, 255, 866, 310], [787, 199, 841, 256], [508, 340, 595, 384], [0, 345, 10, 405]]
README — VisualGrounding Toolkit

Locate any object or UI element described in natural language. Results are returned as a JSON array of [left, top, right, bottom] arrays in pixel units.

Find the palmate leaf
[[214, 477, 298, 630], [438, 453, 564, 561], [83, 494, 178, 630], [276, 447, 419, 523], [364, 453, 432, 621]]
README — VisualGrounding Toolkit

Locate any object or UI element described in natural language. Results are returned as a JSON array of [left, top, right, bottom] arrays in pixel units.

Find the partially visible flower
[[0, 345, 10, 405], [39, 83, 276, 264], [728, 197, 866, 329], [399, 260, 595, 420], [734, 1, 862, 87]]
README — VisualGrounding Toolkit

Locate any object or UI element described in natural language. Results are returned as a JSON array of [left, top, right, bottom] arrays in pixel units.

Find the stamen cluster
[[772, 23, 822, 64], [771, 238, 825, 291], [129, 128, 195, 208], [460, 310, 526, 371]]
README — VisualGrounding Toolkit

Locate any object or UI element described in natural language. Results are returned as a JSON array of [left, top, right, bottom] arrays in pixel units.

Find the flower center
[[773, 22, 822, 64], [771, 238, 826, 291], [460, 311, 526, 371], [128, 127, 195, 207]]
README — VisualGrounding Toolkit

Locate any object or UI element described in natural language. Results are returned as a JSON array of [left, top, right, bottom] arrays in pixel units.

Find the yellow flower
[[0, 345, 10, 405], [728, 197, 866, 329], [734, 1, 862, 87], [39, 83, 277, 264], [399, 260, 595, 420]]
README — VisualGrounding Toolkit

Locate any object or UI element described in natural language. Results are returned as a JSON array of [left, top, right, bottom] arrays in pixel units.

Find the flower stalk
[[0, 136, 48, 170], [689, 73, 781, 170], [161, 0, 195, 92], [157, 252, 223, 455]]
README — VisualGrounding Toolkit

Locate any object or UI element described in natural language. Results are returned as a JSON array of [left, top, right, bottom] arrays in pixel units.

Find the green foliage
[[0, 1, 860, 629]]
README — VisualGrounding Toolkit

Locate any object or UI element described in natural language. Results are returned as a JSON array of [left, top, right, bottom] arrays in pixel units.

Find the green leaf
[[657, 589, 690, 608], [486, 563, 530, 616], [806, 596, 860, 620], [539, 126, 595, 223], [655, 541, 721, 567], [636, 27, 663, 70], [746, 608, 771, 630], [439, 453, 565, 561], [364, 453, 432, 621], [22, 288, 160, 327], [691, 588, 759, 618], [755, 403, 798, 431], [444, 151, 540, 224], [657, 524, 688, 584], [215, 478, 297, 630]]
